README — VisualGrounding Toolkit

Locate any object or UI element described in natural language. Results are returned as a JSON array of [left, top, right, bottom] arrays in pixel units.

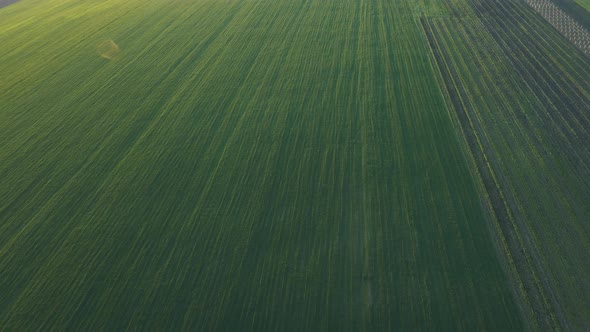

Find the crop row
[[421, 17, 558, 331], [421, 0, 590, 329]]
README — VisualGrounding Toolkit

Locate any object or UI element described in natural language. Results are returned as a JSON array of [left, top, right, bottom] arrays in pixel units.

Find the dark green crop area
[[1, 0, 589, 330]]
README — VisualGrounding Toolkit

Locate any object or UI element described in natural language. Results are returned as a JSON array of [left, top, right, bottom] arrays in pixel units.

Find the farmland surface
[[0, 0, 589, 330], [578, 0, 590, 10]]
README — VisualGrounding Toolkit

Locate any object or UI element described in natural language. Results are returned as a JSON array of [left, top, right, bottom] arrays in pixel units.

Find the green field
[[1, 0, 589, 329], [575, 0, 590, 11]]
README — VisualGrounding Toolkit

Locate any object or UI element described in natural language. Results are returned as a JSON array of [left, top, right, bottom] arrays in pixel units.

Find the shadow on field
[[0, 0, 19, 9]]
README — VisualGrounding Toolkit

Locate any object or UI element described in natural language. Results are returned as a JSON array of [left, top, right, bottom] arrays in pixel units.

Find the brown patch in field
[[97, 40, 121, 60]]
